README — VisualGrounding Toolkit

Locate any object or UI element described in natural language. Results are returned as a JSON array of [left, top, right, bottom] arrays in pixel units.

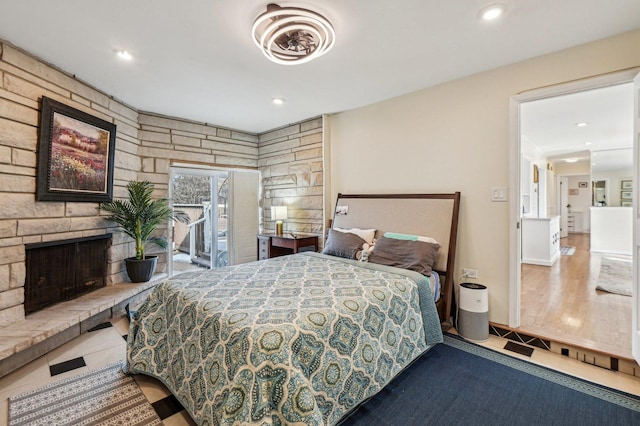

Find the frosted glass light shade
[[271, 206, 288, 220], [271, 205, 288, 234]]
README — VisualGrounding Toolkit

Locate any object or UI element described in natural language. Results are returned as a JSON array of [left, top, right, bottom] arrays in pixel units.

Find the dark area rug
[[339, 335, 640, 426]]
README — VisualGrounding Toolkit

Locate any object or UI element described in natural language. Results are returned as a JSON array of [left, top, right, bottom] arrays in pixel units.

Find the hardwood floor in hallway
[[520, 233, 633, 359]]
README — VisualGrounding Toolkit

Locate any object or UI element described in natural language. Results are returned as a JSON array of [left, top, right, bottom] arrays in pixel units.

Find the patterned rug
[[596, 257, 632, 296], [560, 246, 576, 255], [8, 361, 161, 426]]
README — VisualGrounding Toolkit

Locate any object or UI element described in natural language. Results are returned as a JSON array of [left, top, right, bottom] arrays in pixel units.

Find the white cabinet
[[567, 211, 583, 233], [590, 207, 632, 255], [522, 216, 560, 266]]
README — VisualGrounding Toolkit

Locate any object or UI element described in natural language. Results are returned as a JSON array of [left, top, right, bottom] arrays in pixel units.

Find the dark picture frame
[[37, 97, 116, 202]]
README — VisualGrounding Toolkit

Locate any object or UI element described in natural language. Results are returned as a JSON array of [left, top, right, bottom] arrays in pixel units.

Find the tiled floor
[[0, 315, 196, 425], [1, 320, 639, 425]]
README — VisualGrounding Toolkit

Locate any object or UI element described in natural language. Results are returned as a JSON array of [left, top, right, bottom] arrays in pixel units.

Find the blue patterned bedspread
[[126, 252, 443, 425]]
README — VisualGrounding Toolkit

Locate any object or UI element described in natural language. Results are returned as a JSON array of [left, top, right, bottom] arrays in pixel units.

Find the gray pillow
[[368, 236, 440, 276], [322, 228, 366, 259]]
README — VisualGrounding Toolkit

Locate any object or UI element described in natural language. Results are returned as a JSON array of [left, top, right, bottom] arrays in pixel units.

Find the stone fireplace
[[24, 234, 111, 315]]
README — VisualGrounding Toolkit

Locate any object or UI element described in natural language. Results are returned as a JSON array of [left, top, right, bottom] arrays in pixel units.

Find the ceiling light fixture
[[565, 158, 579, 163], [115, 50, 133, 61], [272, 97, 285, 105], [576, 122, 588, 127], [585, 142, 592, 145], [478, 4, 506, 21], [252, 3, 335, 65]]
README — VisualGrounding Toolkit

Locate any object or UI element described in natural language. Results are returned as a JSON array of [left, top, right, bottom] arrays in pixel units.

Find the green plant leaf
[[99, 180, 189, 260]]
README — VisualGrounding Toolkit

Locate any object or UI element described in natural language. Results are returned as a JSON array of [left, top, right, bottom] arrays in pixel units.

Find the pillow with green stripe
[[383, 232, 439, 246]]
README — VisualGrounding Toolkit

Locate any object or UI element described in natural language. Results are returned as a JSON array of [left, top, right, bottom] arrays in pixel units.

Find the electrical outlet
[[463, 268, 478, 279]]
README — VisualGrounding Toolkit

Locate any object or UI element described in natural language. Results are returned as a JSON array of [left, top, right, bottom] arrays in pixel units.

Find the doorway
[[510, 71, 637, 359], [169, 166, 259, 275]]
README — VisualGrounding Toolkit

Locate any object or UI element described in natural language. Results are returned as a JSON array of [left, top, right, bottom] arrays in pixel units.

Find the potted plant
[[99, 180, 189, 282]]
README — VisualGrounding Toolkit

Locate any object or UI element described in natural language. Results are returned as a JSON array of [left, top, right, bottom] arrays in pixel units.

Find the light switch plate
[[492, 187, 508, 202]]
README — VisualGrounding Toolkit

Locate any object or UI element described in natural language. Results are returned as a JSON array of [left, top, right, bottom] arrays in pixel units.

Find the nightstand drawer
[[257, 236, 270, 260]]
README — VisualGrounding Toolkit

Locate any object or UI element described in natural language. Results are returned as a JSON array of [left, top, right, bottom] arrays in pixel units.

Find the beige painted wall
[[326, 29, 640, 325]]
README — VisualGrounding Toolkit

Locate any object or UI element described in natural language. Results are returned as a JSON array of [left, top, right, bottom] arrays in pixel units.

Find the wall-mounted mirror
[[592, 180, 607, 206], [591, 148, 632, 207]]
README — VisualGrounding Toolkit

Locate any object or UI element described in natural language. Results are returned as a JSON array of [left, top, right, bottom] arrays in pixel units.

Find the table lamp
[[271, 206, 288, 235]]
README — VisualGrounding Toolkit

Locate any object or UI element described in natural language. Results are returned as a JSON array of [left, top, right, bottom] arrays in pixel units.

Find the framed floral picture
[[621, 191, 632, 200], [36, 97, 117, 202], [621, 180, 632, 190]]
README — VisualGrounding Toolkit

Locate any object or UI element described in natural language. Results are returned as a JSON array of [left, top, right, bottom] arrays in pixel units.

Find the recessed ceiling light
[[575, 122, 588, 127], [592, 162, 597, 166], [565, 158, 578, 163], [585, 142, 592, 145], [272, 98, 285, 105], [479, 4, 506, 21], [116, 50, 133, 61]]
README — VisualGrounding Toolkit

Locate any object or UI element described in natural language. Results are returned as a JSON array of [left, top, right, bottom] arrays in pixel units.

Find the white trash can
[[458, 282, 489, 342]]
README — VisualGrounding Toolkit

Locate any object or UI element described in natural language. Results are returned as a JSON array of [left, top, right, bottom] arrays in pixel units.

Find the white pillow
[[334, 227, 376, 244]]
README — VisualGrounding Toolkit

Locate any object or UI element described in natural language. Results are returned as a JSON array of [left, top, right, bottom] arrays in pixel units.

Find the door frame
[[633, 71, 640, 363], [168, 165, 236, 276], [559, 176, 569, 238], [509, 68, 640, 327]]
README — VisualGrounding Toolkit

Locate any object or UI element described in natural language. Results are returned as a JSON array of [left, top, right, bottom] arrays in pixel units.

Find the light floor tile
[[134, 374, 173, 403], [0, 397, 7, 425], [0, 355, 50, 395], [46, 326, 125, 365], [162, 410, 198, 426], [111, 314, 131, 336], [83, 345, 127, 370]]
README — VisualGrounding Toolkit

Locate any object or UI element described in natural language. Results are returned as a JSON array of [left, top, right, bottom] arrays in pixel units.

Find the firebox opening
[[25, 234, 111, 315]]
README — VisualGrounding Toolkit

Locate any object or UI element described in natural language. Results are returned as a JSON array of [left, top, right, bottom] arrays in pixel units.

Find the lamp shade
[[271, 205, 288, 220]]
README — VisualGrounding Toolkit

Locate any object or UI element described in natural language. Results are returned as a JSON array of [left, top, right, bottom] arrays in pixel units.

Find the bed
[[126, 192, 461, 425]]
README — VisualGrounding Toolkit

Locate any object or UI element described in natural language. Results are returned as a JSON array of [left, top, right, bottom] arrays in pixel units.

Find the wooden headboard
[[331, 192, 461, 323]]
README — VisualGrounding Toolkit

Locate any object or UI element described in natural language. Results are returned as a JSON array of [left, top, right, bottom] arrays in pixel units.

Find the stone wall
[[258, 118, 324, 237], [0, 38, 324, 328], [136, 112, 259, 272], [0, 41, 142, 326]]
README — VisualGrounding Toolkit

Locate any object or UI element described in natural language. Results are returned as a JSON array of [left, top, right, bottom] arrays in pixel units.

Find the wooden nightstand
[[257, 233, 319, 260]]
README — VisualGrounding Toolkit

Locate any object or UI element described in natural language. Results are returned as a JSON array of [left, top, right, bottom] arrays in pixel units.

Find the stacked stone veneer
[[136, 112, 259, 274], [0, 41, 141, 327], [0, 39, 324, 328], [259, 118, 324, 237]]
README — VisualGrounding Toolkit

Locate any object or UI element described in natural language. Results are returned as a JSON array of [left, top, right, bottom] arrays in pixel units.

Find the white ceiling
[[0, 0, 639, 133], [521, 83, 634, 172]]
